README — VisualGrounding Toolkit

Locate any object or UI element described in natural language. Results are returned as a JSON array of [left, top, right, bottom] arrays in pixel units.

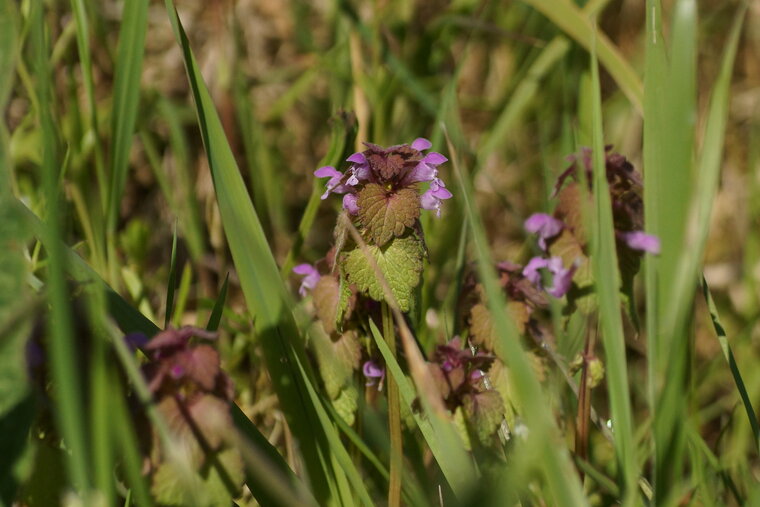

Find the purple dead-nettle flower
[[363, 360, 385, 390], [314, 138, 452, 216], [523, 256, 578, 298], [619, 231, 660, 255], [524, 213, 564, 251], [293, 263, 321, 297]]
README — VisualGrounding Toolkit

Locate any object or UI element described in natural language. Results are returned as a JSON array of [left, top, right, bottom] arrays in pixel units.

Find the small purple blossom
[[619, 231, 660, 255], [314, 166, 347, 199], [313, 138, 452, 216], [420, 179, 453, 217], [524, 213, 564, 251], [363, 360, 385, 389], [343, 194, 359, 215], [293, 263, 321, 297], [523, 256, 577, 298]]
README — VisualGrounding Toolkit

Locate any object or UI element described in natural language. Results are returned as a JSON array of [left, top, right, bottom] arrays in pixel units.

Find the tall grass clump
[[1, 0, 758, 505]]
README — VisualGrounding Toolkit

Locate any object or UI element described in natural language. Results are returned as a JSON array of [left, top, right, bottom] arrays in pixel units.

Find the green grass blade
[[161, 3, 371, 503], [230, 403, 316, 507], [662, 4, 747, 344], [447, 131, 587, 505], [521, 0, 643, 112], [368, 319, 477, 500], [106, 0, 148, 277], [643, 0, 696, 499], [643, 0, 667, 472], [164, 227, 178, 329], [206, 273, 229, 331], [701, 276, 759, 454], [588, 32, 637, 501], [70, 0, 107, 214], [0, 6, 36, 503], [111, 384, 154, 507], [0, 0, 18, 111], [30, 0, 91, 492]]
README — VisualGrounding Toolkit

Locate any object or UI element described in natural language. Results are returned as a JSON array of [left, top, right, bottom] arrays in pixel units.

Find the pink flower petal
[[411, 138, 432, 151], [314, 166, 341, 178], [422, 152, 448, 165], [343, 194, 359, 215], [346, 152, 367, 164], [620, 231, 660, 255]]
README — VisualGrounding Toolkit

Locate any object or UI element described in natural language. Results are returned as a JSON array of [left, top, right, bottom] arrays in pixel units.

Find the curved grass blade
[[106, 0, 148, 224], [206, 273, 229, 332], [701, 276, 759, 454], [106, 0, 148, 283], [368, 319, 477, 500], [447, 129, 587, 505], [164, 226, 178, 328], [521, 0, 643, 112], [20, 199, 308, 505], [588, 32, 637, 502], [30, 0, 91, 492], [161, 3, 372, 503]]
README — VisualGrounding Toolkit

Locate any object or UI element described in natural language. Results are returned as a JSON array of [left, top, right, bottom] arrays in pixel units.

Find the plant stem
[[382, 301, 402, 507], [575, 321, 596, 477]]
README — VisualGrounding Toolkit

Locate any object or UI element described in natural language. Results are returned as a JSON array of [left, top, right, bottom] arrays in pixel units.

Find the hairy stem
[[575, 321, 597, 477], [382, 301, 402, 507]]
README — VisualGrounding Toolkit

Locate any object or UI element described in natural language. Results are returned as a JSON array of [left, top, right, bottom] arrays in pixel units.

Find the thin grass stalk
[[575, 324, 596, 470], [643, 0, 667, 495], [106, 0, 148, 287], [446, 129, 587, 505], [589, 30, 638, 502], [382, 301, 403, 507], [31, 0, 91, 492]]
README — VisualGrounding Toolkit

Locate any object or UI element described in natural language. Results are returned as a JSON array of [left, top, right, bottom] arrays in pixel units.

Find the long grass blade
[[447, 130, 587, 505], [521, 0, 643, 112], [588, 29, 637, 501], [701, 277, 759, 454], [106, 0, 148, 282], [368, 319, 477, 500], [31, 0, 91, 492], [161, 3, 371, 503]]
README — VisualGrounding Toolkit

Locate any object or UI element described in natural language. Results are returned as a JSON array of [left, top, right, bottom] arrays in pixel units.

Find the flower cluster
[[523, 147, 660, 300], [315, 138, 452, 220], [427, 337, 505, 445], [129, 327, 243, 505]]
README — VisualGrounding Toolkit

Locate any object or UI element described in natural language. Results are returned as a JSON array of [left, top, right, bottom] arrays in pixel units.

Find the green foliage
[[357, 184, 421, 246], [462, 391, 505, 446], [3, 0, 757, 505], [342, 233, 425, 312]]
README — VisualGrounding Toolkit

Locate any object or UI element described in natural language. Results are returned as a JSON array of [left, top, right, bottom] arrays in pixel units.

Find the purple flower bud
[[421, 152, 448, 165], [411, 138, 432, 151], [421, 179, 453, 217], [293, 263, 321, 297], [545, 258, 578, 298], [347, 152, 367, 164], [314, 166, 345, 200], [523, 256, 550, 287], [315, 138, 453, 217], [363, 360, 385, 388], [343, 194, 359, 215], [523, 256, 577, 298], [170, 364, 185, 379], [619, 231, 660, 255], [524, 213, 564, 251]]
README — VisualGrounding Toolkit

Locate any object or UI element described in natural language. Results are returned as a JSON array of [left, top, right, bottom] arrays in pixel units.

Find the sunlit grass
[[1, 0, 757, 505]]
